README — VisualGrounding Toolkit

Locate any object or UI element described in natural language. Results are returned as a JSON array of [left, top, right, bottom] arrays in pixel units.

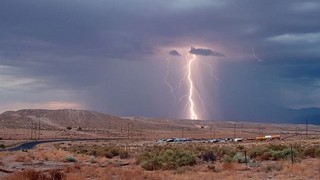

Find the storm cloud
[[169, 50, 181, 56], [189, 47, 225, 57], [0, 0, 320, 122]]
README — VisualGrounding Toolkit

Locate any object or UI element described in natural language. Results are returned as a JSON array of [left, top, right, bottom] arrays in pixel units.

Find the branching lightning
[[164, 47, 222, 120], [198, 59, 223, 85], [164, 58, 177, 103]]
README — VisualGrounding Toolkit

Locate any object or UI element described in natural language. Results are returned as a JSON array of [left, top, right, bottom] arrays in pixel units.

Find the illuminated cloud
[[267, 32, 320, 44], [169, 50, 181, 56], [189, 47, 225, 57], [291, 2, 320, 12]]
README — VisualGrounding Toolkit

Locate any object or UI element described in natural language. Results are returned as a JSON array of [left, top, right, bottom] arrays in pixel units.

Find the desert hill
[[1, 109, 320, 141], [0, 109, 125, 130]]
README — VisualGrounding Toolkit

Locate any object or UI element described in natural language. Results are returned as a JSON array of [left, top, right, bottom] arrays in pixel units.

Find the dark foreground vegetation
[[3, 140, 320, 180], [57, 141, 320, 170]]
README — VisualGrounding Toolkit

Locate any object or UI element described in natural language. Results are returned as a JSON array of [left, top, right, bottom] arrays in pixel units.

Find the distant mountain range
[[218, 106, 320, 125], [287, 107, 320, 125]]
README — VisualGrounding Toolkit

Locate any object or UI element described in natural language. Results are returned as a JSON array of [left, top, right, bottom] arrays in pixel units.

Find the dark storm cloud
[[189, 47, 225, 57], [169, 50, 181, 56], [0, 0, 320, 121]]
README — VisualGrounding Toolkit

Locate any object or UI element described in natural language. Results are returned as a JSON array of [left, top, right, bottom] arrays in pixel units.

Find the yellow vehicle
[[256, 136, 266, 141]]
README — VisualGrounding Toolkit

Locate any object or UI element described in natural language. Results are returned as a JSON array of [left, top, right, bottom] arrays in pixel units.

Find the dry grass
[[15, 155, 32, 163], [281, 159, 320, 179], [32, 147, 71, 162], [4, 159, 320, 180], [5, 169, 65, 180], [65, 173, 85, 180], [222, 162, 235, 171]]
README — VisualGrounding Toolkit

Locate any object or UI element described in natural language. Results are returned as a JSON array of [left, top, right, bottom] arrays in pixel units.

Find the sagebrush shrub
[[233, 152, 249, 163], [199, 150, 216, 162], [119, 150, 129, 159], [65, 155, 77, 162], [138, 148, 196, 171], [303, 146, 320, 158]]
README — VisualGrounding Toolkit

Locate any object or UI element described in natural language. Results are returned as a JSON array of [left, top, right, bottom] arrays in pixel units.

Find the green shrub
[[119, 150, 129, 159], [109, 148, 120, 156], [248, 145, 297, 161], [105, 151, 114, 159], [248, 146, 268, 159], [63, 144, 130, 159], [0, 144, 5, 149], [199, 150, 216, 162], [89, 156, 96, 163], [264, 165, 273, 173], [303, 146, 320, 158], [139, 153, 162, 171], [260, 151, 272, 161], [267, 144, 287, 151], [138, 148, 196, 171], [232, 152, 250, 163], [269, 148, 297, 161], [104, 147, 122, 158], [213, 146, 237, 158], [161, 149, 196, 169], [207, 164, 217, 172], [263, 163, 283, 173], [222, 154, 233, 163], [65, 155, 77, 162]]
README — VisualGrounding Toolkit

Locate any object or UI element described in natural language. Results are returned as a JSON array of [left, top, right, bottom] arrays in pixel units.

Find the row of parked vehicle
[[156, 137, 244, 143]]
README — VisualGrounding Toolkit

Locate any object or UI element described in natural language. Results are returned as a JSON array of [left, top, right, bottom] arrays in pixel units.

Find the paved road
[[0, 138, 124, 152]]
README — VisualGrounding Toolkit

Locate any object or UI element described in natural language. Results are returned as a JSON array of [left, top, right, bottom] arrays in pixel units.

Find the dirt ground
[[1, 139, 320, 180]]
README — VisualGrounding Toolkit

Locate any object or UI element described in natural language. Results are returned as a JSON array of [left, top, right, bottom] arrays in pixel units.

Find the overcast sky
[[1, 0, 320, 121]]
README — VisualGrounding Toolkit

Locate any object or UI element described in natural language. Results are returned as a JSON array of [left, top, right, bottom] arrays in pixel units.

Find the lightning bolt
[[164, 47, 222, 120], [186, 54, 198, 120], [252, 48, 263, 61], [198, 59, 223, 85], [164, 58, 177, 103]]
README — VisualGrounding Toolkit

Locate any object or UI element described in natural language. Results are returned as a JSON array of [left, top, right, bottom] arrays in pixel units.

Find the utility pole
[[306, 119, 308, 139], [35, 123, 37, 140], [38, 117, 41, 140], [233, 123, 236, 139], [127, 122, 133, 140], [181, 127, 184, 138], [30, 121, 33, 140], [140, 126, 142, 137], [127, 122, 130, 139], [30, 120, 38, 141]]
